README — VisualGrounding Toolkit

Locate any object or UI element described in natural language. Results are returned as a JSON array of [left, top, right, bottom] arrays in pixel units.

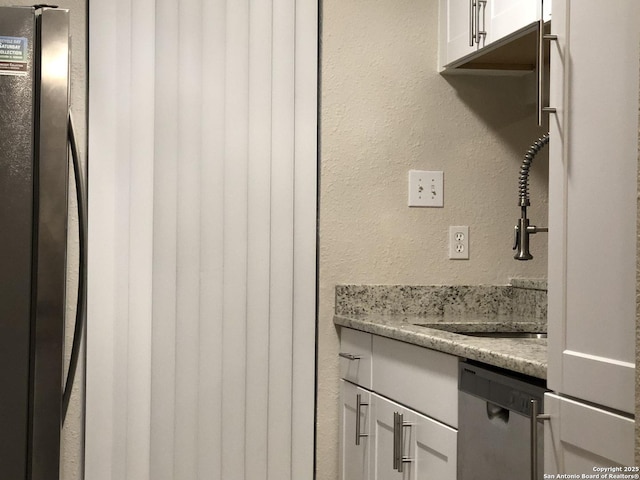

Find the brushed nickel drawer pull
[[339, 352, 362, 361]]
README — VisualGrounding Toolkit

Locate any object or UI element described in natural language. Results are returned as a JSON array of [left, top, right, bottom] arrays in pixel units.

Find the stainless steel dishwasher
[[457, 362, 547, 480]]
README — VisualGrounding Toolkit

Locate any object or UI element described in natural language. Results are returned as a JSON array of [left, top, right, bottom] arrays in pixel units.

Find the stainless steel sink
[[414, 323, 547, 339], [461, 332, 547, 339]]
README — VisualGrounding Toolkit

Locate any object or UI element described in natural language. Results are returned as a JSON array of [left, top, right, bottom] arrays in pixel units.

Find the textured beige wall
[[318, 0, 549, 477], [0, 1, 87, 479]]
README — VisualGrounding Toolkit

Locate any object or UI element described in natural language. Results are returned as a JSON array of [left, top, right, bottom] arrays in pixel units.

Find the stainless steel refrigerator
[[0, 6, 78, 480]]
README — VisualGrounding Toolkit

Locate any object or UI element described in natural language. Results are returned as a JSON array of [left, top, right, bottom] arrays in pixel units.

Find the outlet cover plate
[[449, 225, 469, 260], [408, 170, 443, 207]]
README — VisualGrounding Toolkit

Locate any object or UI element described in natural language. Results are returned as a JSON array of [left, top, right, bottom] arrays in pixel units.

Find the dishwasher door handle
[[531, 399, 551, 480]]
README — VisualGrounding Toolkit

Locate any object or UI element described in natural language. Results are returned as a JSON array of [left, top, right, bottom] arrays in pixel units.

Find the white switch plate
[[408, 170, 443, 207], [449, 226, 469, 260]]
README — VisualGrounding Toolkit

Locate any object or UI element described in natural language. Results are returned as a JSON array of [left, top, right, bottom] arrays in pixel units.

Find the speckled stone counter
[[334, 281, 548, 379]]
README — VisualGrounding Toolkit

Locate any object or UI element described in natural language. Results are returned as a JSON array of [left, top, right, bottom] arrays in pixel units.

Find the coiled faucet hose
[[518, 133, 549, 207]]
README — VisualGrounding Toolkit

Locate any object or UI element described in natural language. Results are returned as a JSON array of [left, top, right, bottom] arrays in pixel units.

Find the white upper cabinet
[[546, 0, 639, 415], [485, 0, 541, 45], [439, 0, 483, 68], [439, 0, 546, 71]]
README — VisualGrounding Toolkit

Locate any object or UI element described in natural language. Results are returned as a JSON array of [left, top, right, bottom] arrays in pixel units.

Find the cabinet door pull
[[393, 412, 413, 473], [537, 18, 559, 126], [399, 419, 413, 473], [469, 0, 475, 46], [339, 352, 362, 361], [393, 412, 399, 470], [475, 0, 487, 45], [355, 394, 368, 446]]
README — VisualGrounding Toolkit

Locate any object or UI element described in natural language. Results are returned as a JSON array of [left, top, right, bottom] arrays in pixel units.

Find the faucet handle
[[514, 218, 534, 260]]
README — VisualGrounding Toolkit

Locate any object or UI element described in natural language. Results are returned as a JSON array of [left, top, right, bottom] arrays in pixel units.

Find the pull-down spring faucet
[[513, 133, 549, 261]]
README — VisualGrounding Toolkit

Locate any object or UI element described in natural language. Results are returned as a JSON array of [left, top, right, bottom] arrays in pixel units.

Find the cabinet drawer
[[372, 336, 458, 428], [339, 328, 372, 389]]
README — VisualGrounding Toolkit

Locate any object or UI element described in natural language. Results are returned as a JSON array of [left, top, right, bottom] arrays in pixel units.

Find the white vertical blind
[[86, 0, 318, 479]]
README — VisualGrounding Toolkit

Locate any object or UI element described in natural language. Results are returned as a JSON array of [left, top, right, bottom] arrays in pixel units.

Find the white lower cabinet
[[340, 380, 371, 480], [370, 393, 457, 480], [543, 393, 635, 474], [339, 329, 458, 480]]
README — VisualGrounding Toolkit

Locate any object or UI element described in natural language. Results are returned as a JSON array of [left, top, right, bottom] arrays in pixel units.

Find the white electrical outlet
[[408, 170, 443, 207], [449, 226, 469, 260]]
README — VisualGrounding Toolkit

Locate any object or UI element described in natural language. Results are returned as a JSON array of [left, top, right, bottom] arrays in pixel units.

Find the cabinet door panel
[[340, 381, 370, 480], [544, 393, 635, 474], [486, 0, 539, 45], [439, 0, 479, 68], [371, 395, 404, 480], [371, 394, 457, 480], [547, 0, 639, 414], [413, 409, 457, 480]]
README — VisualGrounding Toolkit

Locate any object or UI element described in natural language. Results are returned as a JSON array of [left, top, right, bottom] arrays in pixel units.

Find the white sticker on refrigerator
[[0, 36, 28, 76]]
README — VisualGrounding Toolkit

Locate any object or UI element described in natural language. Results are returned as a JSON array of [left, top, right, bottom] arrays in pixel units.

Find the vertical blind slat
[[86, 0, 119, 477], [221, 1, 250, 479], [245, 0, 274, 478], [291, 0, 319, 476], [126, 0, 156, 477], [150, 0, 180, 477], [197, 0, 226, 477], [291, 0, 319, 475], [268, 0, 296, 478], [173, 0, 203, 477], [114, 0, 133, 477]]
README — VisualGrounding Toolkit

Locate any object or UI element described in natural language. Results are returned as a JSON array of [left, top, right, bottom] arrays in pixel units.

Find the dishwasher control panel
[[459, 362, 547, 417]]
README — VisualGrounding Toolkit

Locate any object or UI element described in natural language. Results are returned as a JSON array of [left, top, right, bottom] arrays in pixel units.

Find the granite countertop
[[334, 313, 547, 379]]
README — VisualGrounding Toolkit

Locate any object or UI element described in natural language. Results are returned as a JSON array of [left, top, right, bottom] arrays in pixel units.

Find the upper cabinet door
[[547, 0, 640, 414], [485, 0, 540, 45], [439, 0, 482, 68], [439, 0, 545, 70]]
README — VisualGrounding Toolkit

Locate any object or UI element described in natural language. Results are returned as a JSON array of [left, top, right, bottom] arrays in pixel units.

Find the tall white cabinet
[[545, 0, 639, 471]]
